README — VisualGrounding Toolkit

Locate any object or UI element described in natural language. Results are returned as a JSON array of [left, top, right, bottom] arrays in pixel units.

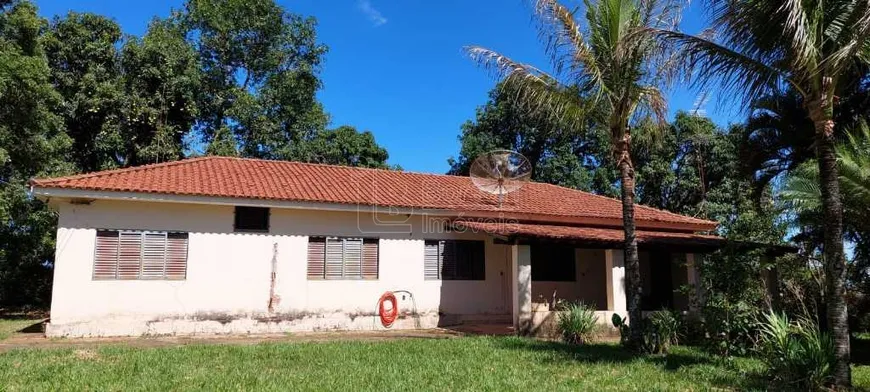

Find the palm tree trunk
[[616, 127, 643, 349], [808, 83, 851, 388]]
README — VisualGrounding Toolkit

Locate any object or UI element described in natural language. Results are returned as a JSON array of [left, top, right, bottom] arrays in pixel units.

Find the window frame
[[424, 239, 486, 281], [92, 229, 189, 281], [233, 206, 270, 233]]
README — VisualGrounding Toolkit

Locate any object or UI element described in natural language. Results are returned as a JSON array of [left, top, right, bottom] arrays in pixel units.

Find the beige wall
[[49, 199, 514, 336], [530, 248, 608, 310]]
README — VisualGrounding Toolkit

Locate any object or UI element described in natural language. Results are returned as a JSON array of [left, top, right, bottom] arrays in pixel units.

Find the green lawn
[[0, 319, 40, 341], [0, 335, 867, 391]]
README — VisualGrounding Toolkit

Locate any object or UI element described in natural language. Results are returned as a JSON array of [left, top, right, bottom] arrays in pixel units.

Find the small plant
[[757, 311, 835, 390], [612, 313, 629, 346], [611, 311, 680, 354], [557, 302, 598, 344], [644, 311, 680, 354]]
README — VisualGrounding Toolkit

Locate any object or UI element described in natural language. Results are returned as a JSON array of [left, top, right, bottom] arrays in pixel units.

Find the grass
[[0, 319, 40, 341], [0, 334, 867, 390], [0, 337, 766, 391]]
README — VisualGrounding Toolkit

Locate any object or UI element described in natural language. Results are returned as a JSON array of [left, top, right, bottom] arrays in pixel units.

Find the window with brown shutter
[[424, 240, 485, 280], [307, 236, 378, 280], [93, 230, 188, 280], [307, 237, 326, 279]]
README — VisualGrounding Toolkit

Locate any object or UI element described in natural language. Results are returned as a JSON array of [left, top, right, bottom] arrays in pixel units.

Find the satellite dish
[[470, 150, 532, 207]]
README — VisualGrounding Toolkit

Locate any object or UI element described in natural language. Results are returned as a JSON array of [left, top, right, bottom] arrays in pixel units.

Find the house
[[30, 156, 724, 337]]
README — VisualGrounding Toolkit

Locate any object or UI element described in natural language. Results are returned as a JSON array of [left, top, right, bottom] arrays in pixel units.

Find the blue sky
[[35, 0, 741, 173]]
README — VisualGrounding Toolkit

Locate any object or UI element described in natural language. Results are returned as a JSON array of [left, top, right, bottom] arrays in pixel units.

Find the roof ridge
[[31, 156, 212, 185], [211, 156, 476, 180]]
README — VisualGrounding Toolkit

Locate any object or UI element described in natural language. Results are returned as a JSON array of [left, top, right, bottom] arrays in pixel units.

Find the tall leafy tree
[[119, 14, 200, 166], [183, 0, 328, 158], [449, 83, 612, 192], [656, 1, 870, 383], [42, 12, 124, 173], [287, 125, 393, 169], [0, 0, 74, 306], [633, 112, 729, 216], [465, 0, 681, 347]]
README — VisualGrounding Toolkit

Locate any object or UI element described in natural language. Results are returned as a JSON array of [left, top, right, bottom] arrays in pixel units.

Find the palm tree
[[782, 126, 870, 233], [465, 0, 681, 348], [654, 1, 870, 385]]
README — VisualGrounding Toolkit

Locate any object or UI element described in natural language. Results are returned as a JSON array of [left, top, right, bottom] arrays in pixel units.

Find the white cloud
[[357, 0, 388, 27]]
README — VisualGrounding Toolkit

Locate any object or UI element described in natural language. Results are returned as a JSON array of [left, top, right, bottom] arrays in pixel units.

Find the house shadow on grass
[[491, 338, 767, 390]]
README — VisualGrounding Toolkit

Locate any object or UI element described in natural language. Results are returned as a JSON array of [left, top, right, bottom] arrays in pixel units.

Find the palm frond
[[464, 46, 553, 85], [837, 124, 870, 206], [825, 2, 870, 74], [781, 163, 822, 215], [650, 28, 799, 102], [635, 85, 667, 126], [777, 0, 818, 72], [464, 45, 587, 130], [534, 0, 605, 98]]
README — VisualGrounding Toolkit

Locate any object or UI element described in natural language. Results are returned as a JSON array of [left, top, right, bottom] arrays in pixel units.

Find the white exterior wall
[[48, 199, 512, 337]]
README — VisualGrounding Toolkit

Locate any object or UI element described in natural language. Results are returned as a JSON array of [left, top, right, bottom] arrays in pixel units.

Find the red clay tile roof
[[452, 220, 724, 247], [30, 156, 717, 232]]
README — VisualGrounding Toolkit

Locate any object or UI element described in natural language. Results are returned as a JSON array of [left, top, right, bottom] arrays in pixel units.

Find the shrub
[[612, 311, 680, 354], [612, 313, 629, 346], [757, 311, 835, 390], [703, 296, 760, 356], [557, 303, 598, 344], [645, 311, 679, 354], [675, 311, 706, 346]]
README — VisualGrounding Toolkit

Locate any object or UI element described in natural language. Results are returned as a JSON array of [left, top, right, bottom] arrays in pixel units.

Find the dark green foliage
[[286, 126, 394, 169], [758, 312, 835, 390], [556, 302, 598, 344], [42, 11, 124, 173], [183, 0, 329, 159], [119, 15, 200, 166], [612, 311, 680, 354], [0, 0, 74, 307], [645, 311, 680, 354], [449, 83, 612, 193], [0, 0, 393, 308]]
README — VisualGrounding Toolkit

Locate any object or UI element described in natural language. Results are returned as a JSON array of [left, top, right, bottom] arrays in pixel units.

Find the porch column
[[686, 253, 703, 312], [605, 249, 626, 315], [511, 244, 532, 333]]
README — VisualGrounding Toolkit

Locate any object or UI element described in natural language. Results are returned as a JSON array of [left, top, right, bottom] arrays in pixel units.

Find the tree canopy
[[0, 0, 392, 307]]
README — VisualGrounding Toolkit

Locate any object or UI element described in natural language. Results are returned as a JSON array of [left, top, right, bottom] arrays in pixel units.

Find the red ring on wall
[[378, 292, 398, 328]]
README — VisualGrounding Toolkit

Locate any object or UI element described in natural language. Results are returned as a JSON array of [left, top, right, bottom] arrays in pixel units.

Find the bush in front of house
[[645, 310, 680, 354], [757, 311, 835, 390], [557, 302, 598, 344], [611, 311, 680, 354]]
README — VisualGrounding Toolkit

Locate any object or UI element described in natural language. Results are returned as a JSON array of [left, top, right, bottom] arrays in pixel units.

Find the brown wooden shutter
[[424, 240, 440, 280], [141, 232, 167, 279], [325, 238, 344, 279], [307, 237, 325, 280], [362, 238, 379, 280], [118, 231, 143, 280], [343, 238, 363, 278], [93, 230, 120, 280], [165, 232, 188, 280]]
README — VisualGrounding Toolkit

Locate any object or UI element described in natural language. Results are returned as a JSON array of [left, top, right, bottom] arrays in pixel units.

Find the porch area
[[451, 220, 724, 334]]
